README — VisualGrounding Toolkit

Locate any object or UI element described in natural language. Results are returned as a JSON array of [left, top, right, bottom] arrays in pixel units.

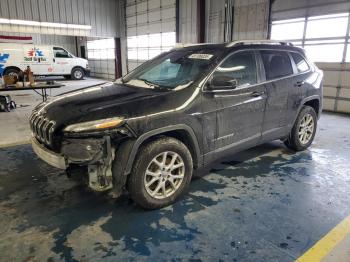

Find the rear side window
[[260, 50, 293, 80], [291, 52, 310, 73]]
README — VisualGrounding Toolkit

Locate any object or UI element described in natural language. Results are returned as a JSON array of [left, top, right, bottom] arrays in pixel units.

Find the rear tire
[[284, 106, 317, 151], [4, 68, 20, 79], [71, 67, 84, 80], [127, 137, 193, 209]]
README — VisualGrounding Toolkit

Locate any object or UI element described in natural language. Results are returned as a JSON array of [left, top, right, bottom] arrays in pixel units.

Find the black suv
[[30, 41, 323, 209]]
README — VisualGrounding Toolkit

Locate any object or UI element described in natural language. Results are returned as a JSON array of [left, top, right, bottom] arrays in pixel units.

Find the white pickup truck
[[0, 43, 90, 80]]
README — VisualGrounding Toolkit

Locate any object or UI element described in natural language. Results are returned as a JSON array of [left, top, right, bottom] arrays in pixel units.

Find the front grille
[[29, 111, 56, 147]]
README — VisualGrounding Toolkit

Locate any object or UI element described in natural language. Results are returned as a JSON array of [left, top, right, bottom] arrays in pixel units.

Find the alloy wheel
[[144, 151, 185, 199], [298, 113, 314, 144]]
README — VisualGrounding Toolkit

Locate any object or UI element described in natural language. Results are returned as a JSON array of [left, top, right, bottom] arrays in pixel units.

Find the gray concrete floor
[[0, 77, 108, 147], [0, 112, 349, 261]]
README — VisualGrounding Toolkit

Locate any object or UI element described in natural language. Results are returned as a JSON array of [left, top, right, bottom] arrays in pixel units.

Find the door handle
[[53, 58, 55, 62], [251, 91, 264, 97], [295, 81, 305, 87]]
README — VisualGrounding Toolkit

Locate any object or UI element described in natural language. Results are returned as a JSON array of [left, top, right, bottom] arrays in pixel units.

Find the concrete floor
[[0, 77, 107, 147], [0, 112, 349, 261]]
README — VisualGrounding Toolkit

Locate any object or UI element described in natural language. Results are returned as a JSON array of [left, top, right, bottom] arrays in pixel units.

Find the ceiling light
[[0, 18, 91, 30]]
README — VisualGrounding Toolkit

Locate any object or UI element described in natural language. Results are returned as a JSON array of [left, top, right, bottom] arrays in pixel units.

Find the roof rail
[[174, 43, 218, 48], [226, 40, 294, 48]]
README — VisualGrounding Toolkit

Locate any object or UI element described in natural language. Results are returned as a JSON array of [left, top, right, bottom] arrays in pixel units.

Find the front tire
[[127, 137, 193, 209], [284, 106, 317, 151], [71, 67, 84, 80]]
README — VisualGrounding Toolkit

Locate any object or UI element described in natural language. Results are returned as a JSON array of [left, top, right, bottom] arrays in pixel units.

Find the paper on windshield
[[188, 54, 214, 60]]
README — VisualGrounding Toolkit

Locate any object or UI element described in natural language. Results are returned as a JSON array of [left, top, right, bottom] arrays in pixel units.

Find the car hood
[[35, 82, 193, 129]]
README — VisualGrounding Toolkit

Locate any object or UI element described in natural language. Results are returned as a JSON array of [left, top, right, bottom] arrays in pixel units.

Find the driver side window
[[213, 51, 257, 87], [53, 47, 71, 58]]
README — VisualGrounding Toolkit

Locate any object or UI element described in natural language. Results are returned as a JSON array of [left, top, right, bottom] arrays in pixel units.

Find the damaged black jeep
[[30, 41, 323, 209]]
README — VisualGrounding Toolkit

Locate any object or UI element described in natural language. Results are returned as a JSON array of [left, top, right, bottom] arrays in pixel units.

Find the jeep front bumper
[[31, 137, 67, 169]]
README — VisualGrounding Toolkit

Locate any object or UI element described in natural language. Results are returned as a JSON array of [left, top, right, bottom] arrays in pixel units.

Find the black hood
[[35, 82, 193, 129]]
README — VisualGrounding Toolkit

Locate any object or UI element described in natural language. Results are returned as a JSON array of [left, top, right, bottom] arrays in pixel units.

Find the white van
[[0, 43, 89, 80]]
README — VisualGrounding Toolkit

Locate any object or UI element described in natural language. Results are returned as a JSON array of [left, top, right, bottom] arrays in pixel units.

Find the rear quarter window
[[290, 52, 310, 73], [260, 50, 293, 80]]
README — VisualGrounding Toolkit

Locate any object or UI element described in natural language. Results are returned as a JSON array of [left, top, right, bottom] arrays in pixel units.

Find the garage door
[[270, 11, 350, 113], [126, 0, 177, 72], [87, 38, 116, 80]]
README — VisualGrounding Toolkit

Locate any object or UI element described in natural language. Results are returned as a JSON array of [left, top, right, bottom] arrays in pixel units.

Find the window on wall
[[127, 32, 176, 62], [271, 12, 350, 63]]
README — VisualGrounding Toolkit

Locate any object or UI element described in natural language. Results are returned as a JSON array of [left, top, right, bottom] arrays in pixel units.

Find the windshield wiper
[[138, 78, 160, 88]]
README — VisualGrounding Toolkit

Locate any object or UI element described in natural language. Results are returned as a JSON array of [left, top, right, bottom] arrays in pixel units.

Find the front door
[[211, 50, 267, 153], [52, 47, 73, 74]]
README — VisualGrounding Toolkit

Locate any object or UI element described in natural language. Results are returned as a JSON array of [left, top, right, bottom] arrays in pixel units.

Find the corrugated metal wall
[[272, 0, 350, 20], [0, 0, 123, 38], [205, 0, 226, 43], [179, 0, 198, 43], [204, 0, 269, 43], [233, 0, 269, 40], [0, 31, 76, 55], [271, 0, 350, 113]]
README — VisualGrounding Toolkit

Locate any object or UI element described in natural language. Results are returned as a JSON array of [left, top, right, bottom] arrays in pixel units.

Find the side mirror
[[207, 75, 238, 91]]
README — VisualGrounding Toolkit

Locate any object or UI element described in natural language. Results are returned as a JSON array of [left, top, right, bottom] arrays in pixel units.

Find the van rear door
[[24, 45, 53, 75]]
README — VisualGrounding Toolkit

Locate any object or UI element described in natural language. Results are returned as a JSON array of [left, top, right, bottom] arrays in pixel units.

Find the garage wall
[[0, 31, 76, 55], [205, 0, 269, 43], [233, 0, 269, 40], [205, 0, 226, 43], [271, 0, 350, 21], [125, 0, 177, 72], [178, 0, 198, 43], [0, 0, 123, 38], [271, 0, 350, 113]]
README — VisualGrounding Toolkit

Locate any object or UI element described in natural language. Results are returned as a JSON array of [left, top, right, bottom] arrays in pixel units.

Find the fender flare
[[123, 124, 202, 175], [3, 66, 21, 75], [292, 95, 321, 126]]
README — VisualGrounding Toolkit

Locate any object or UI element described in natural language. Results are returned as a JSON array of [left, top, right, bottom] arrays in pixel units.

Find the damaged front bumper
[[31, 136, 115, 192], [31, 137, 67, 169]]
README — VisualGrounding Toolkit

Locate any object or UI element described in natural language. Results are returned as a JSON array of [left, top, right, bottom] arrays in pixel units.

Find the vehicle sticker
[[24, 48, 47, 62], [188, 54, 214, 60], [0, 53, 10, 76]]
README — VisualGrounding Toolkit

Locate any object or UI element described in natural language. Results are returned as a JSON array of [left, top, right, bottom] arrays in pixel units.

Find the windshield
[[122, 48, 223, 90]]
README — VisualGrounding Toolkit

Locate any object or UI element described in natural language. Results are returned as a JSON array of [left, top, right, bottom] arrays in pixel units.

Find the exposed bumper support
[[31, 138, 67, 169]]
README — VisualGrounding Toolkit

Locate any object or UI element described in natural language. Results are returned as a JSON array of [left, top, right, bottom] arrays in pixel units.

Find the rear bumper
[[31, 137, 67, 169]]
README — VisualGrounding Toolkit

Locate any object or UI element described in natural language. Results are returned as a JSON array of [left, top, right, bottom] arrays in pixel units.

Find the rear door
[[211, 50, 267, 152], [24, 45, 53, 75], [259, 50, 295, 140], [287, 52, 312, 123]]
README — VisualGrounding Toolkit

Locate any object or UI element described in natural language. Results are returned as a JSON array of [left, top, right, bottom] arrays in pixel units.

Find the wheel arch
[[3, 66, 21, 75], [124, 125, 202, 176], [71, 66, 84, 73], [292, 96, 321, 126]]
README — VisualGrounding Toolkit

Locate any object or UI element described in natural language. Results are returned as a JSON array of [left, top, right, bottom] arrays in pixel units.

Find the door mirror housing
[[207, 75, 238, 91]]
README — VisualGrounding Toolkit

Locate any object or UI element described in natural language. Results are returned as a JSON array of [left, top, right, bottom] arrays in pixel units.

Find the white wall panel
[[317, 63, 350, 114], [272, 0, 350, 20], [0, 0, 124, 38]]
